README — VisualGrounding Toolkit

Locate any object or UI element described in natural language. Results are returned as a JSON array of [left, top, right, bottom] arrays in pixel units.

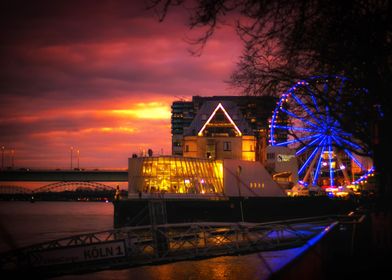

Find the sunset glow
[[0, 1, 242, 169], [111, 102, 171, 120]]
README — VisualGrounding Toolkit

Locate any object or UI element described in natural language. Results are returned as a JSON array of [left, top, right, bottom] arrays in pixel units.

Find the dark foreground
[[114, 196, 391, 279], [113, 196, 357, 227]]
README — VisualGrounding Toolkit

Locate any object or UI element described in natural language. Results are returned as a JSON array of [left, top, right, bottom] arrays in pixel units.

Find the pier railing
[[0, 214, 365, 277]]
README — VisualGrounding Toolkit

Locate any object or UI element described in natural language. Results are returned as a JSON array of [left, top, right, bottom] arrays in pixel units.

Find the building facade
[[127, 96, 293, 198], [170, 95, 283, 162], [128, 156, 223, 195], [171, 101, 195, 156], [265, 146, 299, 188], [182, 101, 257, 161], [128, 156, 285, 198]]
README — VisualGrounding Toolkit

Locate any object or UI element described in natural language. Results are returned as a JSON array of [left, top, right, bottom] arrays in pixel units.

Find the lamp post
[[77, 149, 80, 170], [70, 146, 74, 170], [236, 165, 244, 223]]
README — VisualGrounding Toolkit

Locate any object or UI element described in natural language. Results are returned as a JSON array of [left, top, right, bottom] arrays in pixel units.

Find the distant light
[[184, 179, 190, 184], [340, 164, 345, 170]]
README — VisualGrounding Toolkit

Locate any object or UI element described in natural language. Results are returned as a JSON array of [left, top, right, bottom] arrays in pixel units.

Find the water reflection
[[0, 201, 295, 280], [55, 253, 273, 280], [0, 201, 113, 252]]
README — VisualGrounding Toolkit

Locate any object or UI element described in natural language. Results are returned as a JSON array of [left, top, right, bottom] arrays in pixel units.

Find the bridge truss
[[0, 181, 115, 194]]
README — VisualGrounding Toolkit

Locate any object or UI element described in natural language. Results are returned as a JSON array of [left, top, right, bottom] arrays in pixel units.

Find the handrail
[[0, 212, 366, 277]]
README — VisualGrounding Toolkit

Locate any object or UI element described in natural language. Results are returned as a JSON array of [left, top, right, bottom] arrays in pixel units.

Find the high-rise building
[[171, 101, 195, 155]]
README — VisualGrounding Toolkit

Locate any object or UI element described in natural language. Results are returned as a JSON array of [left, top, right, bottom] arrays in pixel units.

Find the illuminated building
[[116, 94, 356, 227], [128, 156, 284, 198], [117, 93, 357, 228], [128, 97, 291, 198], [129, 156, 223, 195], [171, 95, 283, 162], [182, 101, 257, 161]]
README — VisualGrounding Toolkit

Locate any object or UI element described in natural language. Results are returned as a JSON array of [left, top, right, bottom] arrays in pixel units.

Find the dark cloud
[[0, 0, 241, 168], [0, 0, 153, 45]]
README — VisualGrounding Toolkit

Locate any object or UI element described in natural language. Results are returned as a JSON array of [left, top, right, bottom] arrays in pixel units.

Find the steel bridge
[[0, 185, 31, 194], [0, 170, 128, 182], [0, 182, 115, 194], [0, 212, 366, 278]]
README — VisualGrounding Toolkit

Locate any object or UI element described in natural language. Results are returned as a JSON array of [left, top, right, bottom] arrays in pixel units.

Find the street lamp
[[77, 149, 80, 170], [70, 146, 74, 170], [236, 165, 244, 223]]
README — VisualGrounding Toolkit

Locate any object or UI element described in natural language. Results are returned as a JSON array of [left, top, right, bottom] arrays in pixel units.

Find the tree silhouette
[[149, 0, 391, 197]]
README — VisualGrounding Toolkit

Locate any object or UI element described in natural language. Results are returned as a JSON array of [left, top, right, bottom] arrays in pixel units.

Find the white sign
[[29, 240, 126, 267], [277, 154, 295, 162]]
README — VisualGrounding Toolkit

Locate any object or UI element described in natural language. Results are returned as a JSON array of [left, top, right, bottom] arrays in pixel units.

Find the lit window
[[223, 141, 232, 151]]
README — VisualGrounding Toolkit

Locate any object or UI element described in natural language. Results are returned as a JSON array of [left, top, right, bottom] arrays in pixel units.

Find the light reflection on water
[[0, 201, 290, 280], [55, 252, 272, 280]]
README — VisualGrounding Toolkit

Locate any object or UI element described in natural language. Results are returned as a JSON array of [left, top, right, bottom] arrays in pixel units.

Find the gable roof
[[184, 101, 253, 136]]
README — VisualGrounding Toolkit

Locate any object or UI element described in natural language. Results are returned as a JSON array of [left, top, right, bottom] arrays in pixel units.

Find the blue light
[[312, 144, 326, 185], [275, 134, 320, 147], [296, 135, 324, 156], [273, 125, 319, 133], [332, 136, 365, 170], [352, 167, 375, 184], [328, 137, 334, 187], [269, 75, 374, 187], [298, 137, 325, 175], [290, 91, 322, 123], [280, 107, 319, 129], [305, 85, 320, 112]]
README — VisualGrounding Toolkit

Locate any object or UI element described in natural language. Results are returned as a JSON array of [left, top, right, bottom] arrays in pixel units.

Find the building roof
[[184, 100, 253, 136]]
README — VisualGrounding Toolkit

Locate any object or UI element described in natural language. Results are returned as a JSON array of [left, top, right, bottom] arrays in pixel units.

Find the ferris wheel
[[269, 75, 374, 187]]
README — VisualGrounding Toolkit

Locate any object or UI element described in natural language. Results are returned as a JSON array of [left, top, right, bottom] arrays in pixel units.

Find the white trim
[[197, 103, 242, 136]]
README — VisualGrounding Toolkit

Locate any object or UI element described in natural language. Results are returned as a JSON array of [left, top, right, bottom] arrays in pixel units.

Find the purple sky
[[0, 0, 242, 169]]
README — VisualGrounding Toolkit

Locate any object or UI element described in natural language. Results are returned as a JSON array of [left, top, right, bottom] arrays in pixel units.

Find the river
[[0, 201, 304, 280]]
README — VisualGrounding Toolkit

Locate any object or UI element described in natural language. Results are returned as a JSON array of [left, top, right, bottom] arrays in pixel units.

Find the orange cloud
[[111, 102, 171, 120]]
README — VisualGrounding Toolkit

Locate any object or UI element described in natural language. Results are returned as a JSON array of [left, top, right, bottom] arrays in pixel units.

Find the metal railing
[[0, 215, 347, 277]]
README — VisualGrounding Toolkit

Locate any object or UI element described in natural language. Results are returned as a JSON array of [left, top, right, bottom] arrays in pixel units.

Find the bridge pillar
[[148, 199, 168, 257]]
